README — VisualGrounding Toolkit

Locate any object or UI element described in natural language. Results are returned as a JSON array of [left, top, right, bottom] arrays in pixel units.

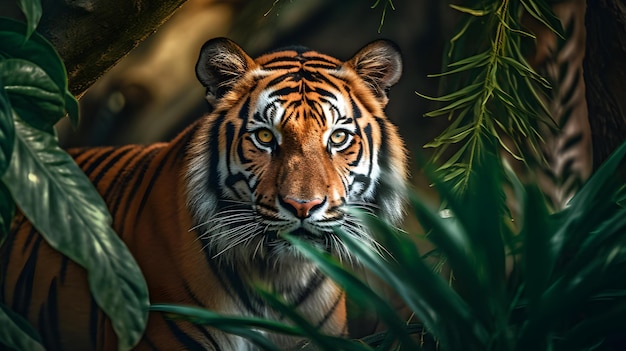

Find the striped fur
[[1, 38, 407, 350]]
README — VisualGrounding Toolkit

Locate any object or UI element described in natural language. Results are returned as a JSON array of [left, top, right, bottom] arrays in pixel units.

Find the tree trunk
[[584, 0, 626, 169], [1, 0, 187, 96]]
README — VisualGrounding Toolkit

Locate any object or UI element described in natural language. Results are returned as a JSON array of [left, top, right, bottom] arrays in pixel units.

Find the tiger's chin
[[208, 224, 357, 272]]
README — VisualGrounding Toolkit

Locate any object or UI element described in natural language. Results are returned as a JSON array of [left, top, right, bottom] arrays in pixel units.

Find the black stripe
[[91, 145, 135, 187], [191, 323, 222, 351], [82, 148, 117, 178], [291, 270, 326, 307], [182, 279, 205, 306], [316, 291, 344, 329], [12, 234, 41, 316], [164, 318, 208, 351], [21, 220, 38, 255], [238, 97, 251, 120], [59, 256, 69, 284], [208, 112, 227, 192], [269, 86, 300, 98], [116, 148, 161, 235], [134, 145, 180, 227], [73, 147, 109, 169], [305, 62, 339, 69], [350, 96, 362, 119], [89, 297, 99, 349], [363, 124, 374, 178], [102, 147, 145, 203], [204, 256, 264, 316], [142, 335, 161, 351], [38, 278, 62, 351]]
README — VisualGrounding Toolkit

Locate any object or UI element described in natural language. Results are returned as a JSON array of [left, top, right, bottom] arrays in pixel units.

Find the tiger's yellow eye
[[329, 130, 348, 146], [255, 128, 275, 145]]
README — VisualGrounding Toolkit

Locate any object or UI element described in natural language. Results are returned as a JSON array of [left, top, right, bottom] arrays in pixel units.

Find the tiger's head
[[186, 38, 407, 270]]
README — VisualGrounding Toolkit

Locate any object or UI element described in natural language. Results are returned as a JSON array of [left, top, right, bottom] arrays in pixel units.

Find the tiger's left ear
[[344, 39, 402, 106]]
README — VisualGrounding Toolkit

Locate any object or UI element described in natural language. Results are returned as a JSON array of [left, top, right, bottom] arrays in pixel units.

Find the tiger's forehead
[[254, 48, 342, 69]]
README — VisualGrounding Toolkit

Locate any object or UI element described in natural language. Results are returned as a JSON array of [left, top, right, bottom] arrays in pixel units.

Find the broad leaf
[[0, 59, 65, 133], [1, 117, 149, 351], [0, 302, 44, 351], [0, 88, 15, 241], [0, 85, 14, 176], [0, 182, 14, 245], [0, 18, 79, 125]]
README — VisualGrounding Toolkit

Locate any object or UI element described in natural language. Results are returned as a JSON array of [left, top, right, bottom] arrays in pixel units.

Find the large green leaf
[[0, 84, 14, 176], [0, 302, 44, 351], [1, 117, 149, 351], [0, 87, 15, 241], [0, 59, 65, 133], [0, 182, 14, 245], [0, 17, 79, 126]]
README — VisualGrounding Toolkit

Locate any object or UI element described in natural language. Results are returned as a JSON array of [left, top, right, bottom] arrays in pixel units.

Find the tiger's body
[[1, 38, 407, 350]]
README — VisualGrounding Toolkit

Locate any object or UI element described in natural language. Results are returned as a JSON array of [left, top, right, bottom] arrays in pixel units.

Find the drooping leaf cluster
[[419, 0, 563, 194], [0, 1, 149, 350]]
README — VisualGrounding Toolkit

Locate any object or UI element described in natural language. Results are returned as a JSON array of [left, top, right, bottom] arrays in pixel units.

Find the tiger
[[0, 37, 407, 350]]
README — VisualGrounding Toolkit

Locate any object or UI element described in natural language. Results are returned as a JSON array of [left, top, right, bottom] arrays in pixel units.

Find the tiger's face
[[187, 38, 407, 269]]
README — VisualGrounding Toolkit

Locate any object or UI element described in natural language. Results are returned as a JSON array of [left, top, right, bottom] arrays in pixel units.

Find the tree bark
[[584, 0, 626, 169], [1, 0, 186, 97]]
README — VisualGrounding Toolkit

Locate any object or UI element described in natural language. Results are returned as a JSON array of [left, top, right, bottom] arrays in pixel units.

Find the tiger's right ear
[[195, 38, 256, 105]]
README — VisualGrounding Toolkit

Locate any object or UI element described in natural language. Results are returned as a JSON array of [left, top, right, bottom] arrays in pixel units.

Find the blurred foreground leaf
[[1, 117, 148, 351]]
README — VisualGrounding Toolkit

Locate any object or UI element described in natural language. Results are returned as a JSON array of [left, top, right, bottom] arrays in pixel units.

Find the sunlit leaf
[[0, 18, 79, 124], [1, 117, 149, 351], [0, 59, 65, 133]]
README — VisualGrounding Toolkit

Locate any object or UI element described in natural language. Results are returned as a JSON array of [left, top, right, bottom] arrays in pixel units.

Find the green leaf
[[284, 234, 420, 350], [0, 302, 44, 351], [0, 92, 15, 243], [0, 182, 14, 245], [151, 304, 289, 351], [0, 59, 65, 133], [550, 141, 626, 264], [1, 117, 149, 351], [64, 90, 80, 127], [449, 4, 491, 16], [256, 290, 374, 351], [519, 0, 564, 38], [0, 18, 79, 123], [0, 18, 66, 95], [16, 0, 42, 40], [521, 185, 552, 312], [335, 221, 488, 351], [0, 85, 15, 176]]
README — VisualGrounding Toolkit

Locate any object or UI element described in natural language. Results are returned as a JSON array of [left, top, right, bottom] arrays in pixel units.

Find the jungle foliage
[[1, 0, 625, 350]]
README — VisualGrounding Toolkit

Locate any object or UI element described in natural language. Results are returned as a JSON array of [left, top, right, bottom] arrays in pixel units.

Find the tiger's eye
[[329, 130, 348, 146], [255, 128, 274, 145]]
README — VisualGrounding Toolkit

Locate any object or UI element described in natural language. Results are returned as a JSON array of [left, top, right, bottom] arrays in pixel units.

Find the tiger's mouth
[[265, 228, 322, 242]]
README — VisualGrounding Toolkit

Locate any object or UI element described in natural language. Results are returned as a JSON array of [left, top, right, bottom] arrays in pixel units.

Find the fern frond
[[419, 0, 559, 195]]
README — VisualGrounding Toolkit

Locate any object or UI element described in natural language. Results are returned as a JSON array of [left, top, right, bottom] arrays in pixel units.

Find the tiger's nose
[[280, 197, 325, 219]]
